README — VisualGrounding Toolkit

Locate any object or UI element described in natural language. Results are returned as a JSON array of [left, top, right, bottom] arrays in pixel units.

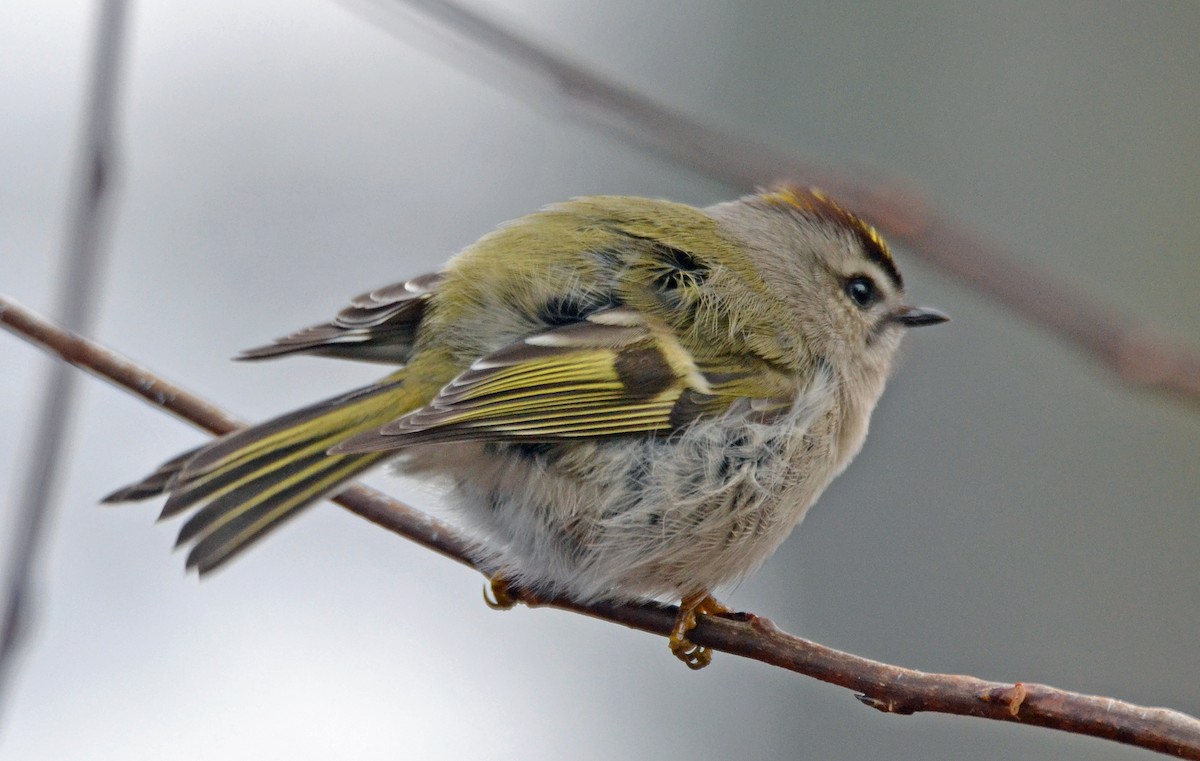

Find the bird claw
[[668, 593, 729, 670], [669, 632, 713, 670], [483, 576, 521, 610], [484, 576, 544, 610]]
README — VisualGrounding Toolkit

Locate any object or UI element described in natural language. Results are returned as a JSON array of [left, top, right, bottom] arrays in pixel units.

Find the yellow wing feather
[[335, 308, 720, 451]]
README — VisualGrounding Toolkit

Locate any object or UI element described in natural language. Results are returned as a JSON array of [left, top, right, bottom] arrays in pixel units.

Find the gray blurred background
[[2, 1, 1198, 759]]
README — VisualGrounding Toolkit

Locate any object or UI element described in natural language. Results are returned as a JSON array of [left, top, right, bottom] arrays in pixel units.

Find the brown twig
[[365, 0, 1200, 405], [3, 294, 1199, 758]]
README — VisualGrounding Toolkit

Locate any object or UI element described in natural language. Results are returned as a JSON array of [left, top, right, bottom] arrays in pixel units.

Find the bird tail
[[104, 378, 414, 574]]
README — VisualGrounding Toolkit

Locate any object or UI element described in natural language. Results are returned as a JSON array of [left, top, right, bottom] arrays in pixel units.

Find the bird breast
[[398, 377, 845, 603]]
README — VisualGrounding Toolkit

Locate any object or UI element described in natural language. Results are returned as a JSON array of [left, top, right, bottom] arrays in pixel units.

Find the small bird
[[106, 187, 947, 668]]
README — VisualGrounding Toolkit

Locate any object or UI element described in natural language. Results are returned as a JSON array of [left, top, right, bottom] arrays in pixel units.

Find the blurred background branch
[[0, 0, 129, 716], [2, 294, 1199, 759], [348, 0, 1200, 405]]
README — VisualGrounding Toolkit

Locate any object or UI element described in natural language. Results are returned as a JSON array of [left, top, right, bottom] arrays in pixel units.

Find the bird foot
[[483, 576, 539, 610], [668, 593, 729, 670]]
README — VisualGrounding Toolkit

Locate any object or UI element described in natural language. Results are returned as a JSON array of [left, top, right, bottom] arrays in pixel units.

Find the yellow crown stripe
[[759, 185, 900, 285]]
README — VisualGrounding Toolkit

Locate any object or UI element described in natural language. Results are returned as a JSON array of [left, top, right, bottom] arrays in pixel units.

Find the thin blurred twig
[[355, 0, 1200, 405], [0, 0, 130, 714], [3, 296, 1200, 759]]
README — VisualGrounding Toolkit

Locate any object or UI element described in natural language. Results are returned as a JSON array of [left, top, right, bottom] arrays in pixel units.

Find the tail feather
[[177, 382, 400, 484], [107, 378, 414, 574], [174, 448, 332, 547], [101, 447, 201, 504], [184, 450, 392, 574], [162, 437, 336, 520]]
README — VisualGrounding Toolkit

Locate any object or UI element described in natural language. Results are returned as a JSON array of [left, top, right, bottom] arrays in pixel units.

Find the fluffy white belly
[[398, 388, 842, 603]]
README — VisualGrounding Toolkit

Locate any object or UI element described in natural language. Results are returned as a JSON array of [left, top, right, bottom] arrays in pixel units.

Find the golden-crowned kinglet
[[107, 187, 947, 668]]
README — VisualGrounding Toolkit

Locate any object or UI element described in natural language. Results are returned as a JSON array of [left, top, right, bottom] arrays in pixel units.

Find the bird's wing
[[333, 307, 795, 452], [236, 272, 444, 364]]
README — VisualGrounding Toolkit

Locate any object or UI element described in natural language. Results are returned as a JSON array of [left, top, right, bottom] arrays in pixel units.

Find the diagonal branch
[[353, 0, 1200, 405], [4, 294, 1199, 758]]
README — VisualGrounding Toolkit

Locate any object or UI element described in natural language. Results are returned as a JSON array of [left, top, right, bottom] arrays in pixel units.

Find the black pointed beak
[[891, 305, 949, 328]]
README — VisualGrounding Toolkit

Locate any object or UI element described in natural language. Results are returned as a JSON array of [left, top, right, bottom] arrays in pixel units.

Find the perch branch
[[365, 0, 1200, 404], [4, 294, 1200, 758]]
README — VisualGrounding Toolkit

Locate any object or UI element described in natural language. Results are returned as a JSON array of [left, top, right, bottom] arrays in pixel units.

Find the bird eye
[[845, 275, 879, 309]]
